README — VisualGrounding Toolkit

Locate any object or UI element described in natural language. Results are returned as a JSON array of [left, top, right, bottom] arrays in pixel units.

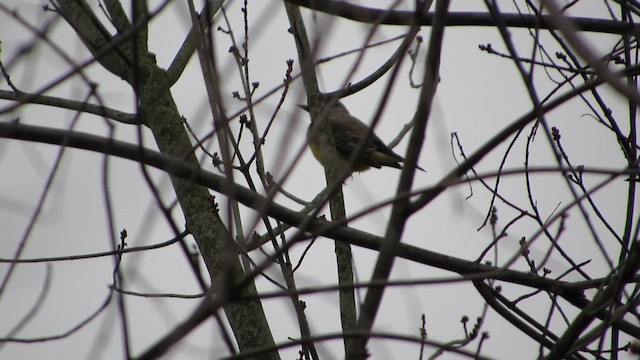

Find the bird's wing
[[370, 134, 403, 160], [329, 115, 404, 168], [330, 116, 377, 154]]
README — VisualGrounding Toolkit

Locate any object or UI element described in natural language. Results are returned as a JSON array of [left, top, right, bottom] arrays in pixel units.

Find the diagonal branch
[[0, 89, 136, 124], [347, 0, 445, 356]]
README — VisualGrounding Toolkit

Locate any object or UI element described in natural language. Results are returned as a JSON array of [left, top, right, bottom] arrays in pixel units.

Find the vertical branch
[[615, 3, 639, 356], [284, 3, 357, 353], [185, 1, 281, 358], [55, 0, 279, 357]]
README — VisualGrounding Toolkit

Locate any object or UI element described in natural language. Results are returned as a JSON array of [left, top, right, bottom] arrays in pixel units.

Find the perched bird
[[300, 101, 424, 173]]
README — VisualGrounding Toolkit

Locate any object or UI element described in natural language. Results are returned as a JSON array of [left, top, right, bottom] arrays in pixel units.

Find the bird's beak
[[298, 104, 310, 112]]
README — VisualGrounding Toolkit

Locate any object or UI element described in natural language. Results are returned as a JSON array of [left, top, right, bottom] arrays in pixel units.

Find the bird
[[299, 100, 424, 173]]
